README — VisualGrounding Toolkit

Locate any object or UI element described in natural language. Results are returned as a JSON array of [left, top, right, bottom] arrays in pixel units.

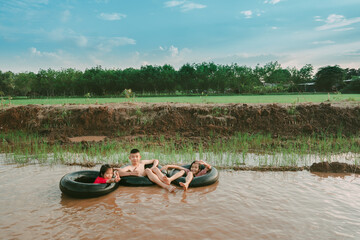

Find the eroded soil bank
[[1, 102, 360, 172], [1, 102, 359, 140]]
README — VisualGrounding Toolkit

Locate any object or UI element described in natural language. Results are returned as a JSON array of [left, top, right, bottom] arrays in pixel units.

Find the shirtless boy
[[114, 149, 175, 192]]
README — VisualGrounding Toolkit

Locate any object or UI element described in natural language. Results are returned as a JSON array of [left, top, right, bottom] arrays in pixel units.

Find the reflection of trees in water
[[311, 172, 359, 180]]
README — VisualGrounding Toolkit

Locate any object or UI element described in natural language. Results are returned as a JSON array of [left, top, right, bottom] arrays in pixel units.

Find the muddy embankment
[[1, 102, 360, 140], [1, 102, 360, 172]]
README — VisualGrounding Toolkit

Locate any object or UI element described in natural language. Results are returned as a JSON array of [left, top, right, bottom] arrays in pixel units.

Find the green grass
[[1, 131, 359, 167], [6, 93, 360, 105]]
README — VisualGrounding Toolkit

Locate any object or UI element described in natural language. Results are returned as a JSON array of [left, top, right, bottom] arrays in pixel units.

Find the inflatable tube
[[119, 175, 155, 186], [119, 164, 162, 186], [59, 170, 118, 198], [169, 165, 219, 187]]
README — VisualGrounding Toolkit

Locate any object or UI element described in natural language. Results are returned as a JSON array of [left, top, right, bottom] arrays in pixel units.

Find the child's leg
[[179, 172, 193, 191], [144, 169, 176, 192], [151, 167, 166, 180], [163, 170, 185, 185]]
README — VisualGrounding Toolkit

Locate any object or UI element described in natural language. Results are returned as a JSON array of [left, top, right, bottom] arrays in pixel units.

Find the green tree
[[177, 63, 197, 93], [56, 68, 83, 96], [160, 64, 176, 93], [341, 77, 360, 93], [255, 61, 282, 84], [267, 69, 291, 84], [315, 65, 345, 91], [194, 62, 217, 92], [14, 72, 35, 96], [289, 64, 314, 84], [232, 64, 261, 93], [0, 71, 15, 95], [344, 68, 360, 80]]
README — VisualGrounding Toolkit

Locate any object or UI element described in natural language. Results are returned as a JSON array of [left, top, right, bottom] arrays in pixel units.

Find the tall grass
[[0, 131, 359, 167]]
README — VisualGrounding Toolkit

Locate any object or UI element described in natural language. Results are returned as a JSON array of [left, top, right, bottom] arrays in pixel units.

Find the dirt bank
[[1, 102, 359, 141], [310, 162, 360, 174]]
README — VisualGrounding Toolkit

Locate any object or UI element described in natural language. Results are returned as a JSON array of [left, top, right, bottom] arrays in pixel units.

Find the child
[[152, 160, 211, 191], [94, 164, 121, 184], [114, 149, 176, 192]]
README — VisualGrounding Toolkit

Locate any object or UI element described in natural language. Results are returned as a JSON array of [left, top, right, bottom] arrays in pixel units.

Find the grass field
[[5, 93, 360, 105]]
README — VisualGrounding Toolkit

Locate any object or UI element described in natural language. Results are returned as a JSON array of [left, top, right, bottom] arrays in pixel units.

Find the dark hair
[[130, 148, 140, 154], [99, 164, 112, 177], [190, 161, 204, 172]]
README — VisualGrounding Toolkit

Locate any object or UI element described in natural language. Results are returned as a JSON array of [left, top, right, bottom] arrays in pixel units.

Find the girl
[[152, 160, 211, 191], [94, 164, 120, 184]]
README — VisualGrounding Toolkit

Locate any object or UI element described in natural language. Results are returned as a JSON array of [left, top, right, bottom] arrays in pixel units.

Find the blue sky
[[1, 0, 359, 73]]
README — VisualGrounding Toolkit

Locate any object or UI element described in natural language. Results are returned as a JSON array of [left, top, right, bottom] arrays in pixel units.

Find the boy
[[114, 149, 175, 192]]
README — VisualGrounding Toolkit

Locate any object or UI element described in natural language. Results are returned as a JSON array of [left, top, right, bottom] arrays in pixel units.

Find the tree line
[[0, 62, 359, 97]]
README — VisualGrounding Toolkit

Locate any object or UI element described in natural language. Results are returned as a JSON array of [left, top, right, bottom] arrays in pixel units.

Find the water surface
[[0, 163, 359, 239]]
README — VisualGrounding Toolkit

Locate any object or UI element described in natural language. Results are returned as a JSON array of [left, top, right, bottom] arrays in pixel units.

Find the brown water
[[1, 163, 359, 240]]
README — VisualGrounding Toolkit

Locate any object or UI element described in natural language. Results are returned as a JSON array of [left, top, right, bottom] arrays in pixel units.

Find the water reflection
[[60, 191, 121, 213], [311, 172, 359, 179]]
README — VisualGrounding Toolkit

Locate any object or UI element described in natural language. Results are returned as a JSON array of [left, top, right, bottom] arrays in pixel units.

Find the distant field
[[6, 93, 360, 105]]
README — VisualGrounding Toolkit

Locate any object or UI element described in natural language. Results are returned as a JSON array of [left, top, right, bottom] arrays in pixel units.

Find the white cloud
[[271, 26, 278, 30], [159, 45, 179, 56], [164, 1, 185, 8], [264, 0, 281, 4], [164, 1, 206, 12], [29, 47, 60, 58], [181, 3, 206, 11], [169, 45, 179, 57], [98, 12, 127, 21], [76, 35, 88, 47], [316, 14, 360, 31], [333, 27, 354, 32], [314, 16, 322, 22], [30, 47, 41, 56], [108, 37, 135, 46], [61, 10, 70, 22], [241, 10, 253, 19], [312, 40, 335, 45], [281, 41, 360, 70], [97, 37, 136, 52], [49, 28, 88, 47]]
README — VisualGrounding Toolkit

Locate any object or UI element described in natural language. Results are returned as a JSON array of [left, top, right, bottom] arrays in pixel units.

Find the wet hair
[[130, 148, 140, 154], [190, 161, 205, 173], [99, 164, 112, 177]]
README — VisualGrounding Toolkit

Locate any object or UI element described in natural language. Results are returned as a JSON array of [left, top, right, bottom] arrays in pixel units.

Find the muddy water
[[1, 162, 359, 240]]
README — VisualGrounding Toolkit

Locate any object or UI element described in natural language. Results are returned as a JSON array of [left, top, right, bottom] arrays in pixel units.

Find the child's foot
[[179, 182, 189, 191], [162, 176, 171, 185], [167, 185, 176, 193]]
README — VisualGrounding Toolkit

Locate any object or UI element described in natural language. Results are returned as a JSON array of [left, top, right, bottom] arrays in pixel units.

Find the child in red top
[[150, 160, 211, 191], [94, 164, 120, 184]]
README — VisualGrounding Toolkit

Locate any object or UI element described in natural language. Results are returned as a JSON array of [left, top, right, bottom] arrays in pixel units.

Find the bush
[[341, 78, 360, 93]]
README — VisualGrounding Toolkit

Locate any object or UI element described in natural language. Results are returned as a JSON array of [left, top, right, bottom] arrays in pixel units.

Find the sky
[[0, 0, 360, 73]]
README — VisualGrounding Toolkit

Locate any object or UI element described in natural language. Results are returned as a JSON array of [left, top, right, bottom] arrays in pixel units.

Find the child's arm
[[197, 160, 212, 169], [160, 164, 187, 172], [195, 160, 211, 177], [141, 159, 159, 168], [114, 166, 141, 176]]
